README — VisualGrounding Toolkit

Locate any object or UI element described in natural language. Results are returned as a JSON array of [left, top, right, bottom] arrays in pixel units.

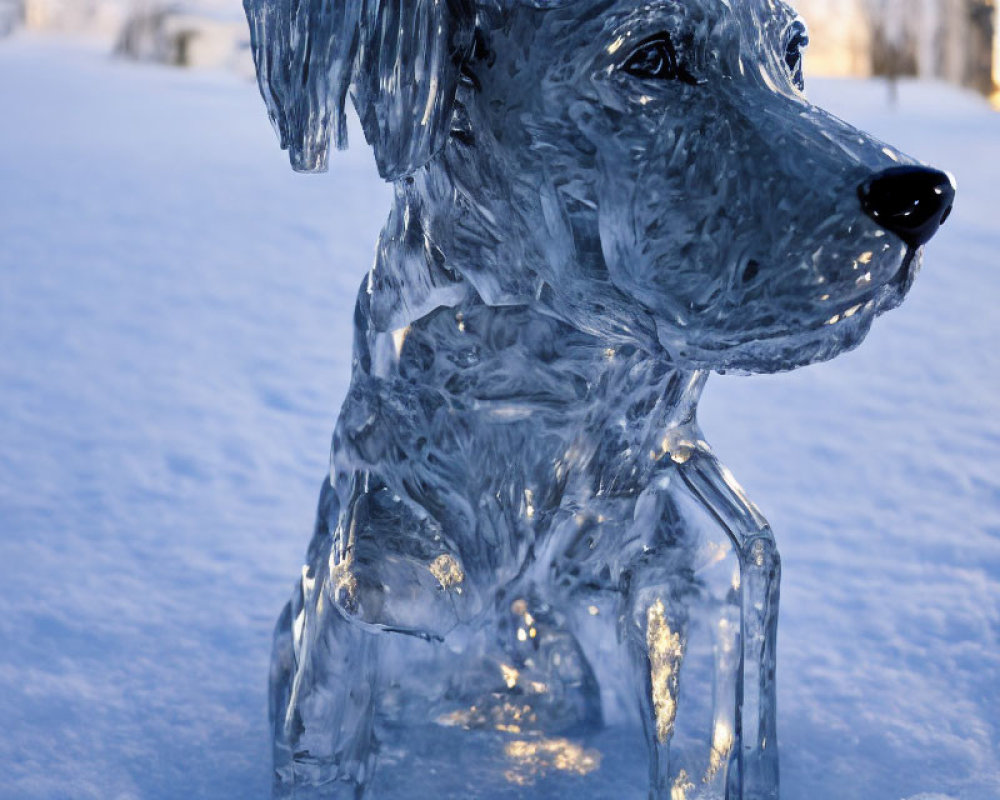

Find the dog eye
[[784, 23, 809, 91], [622, 34, 689, 82]]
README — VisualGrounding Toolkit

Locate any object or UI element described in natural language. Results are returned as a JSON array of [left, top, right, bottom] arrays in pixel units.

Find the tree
[[863, 0, 996, 98]]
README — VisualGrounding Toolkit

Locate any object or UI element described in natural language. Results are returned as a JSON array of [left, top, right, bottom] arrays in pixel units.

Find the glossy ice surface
[[243, 0, 954, 796]]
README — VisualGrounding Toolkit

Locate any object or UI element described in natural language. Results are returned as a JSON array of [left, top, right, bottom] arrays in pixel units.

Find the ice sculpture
[[244, 0, 955, 796]]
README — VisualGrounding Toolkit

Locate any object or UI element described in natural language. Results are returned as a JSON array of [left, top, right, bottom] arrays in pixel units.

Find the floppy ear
[[244, 0, 476, 179]]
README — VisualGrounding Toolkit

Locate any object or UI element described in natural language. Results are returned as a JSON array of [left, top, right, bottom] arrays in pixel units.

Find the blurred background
[[0, 3, 997, 800], [0, 0, 997, 98]]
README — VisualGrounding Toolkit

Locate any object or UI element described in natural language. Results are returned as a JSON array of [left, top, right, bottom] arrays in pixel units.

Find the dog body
[[247, 0, 954, 796]]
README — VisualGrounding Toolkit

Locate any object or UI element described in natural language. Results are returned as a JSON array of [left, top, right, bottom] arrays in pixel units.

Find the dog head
[[246, 0, 954, 374]]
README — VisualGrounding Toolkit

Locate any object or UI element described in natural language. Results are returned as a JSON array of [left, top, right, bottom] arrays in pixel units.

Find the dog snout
[[858, 166, 956, 249]]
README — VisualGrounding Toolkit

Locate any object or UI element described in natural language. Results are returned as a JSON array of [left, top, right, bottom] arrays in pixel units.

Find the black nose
[[858, 166, 956, 248]]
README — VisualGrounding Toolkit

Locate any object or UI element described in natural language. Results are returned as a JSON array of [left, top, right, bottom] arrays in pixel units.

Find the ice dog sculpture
[[244, 0, 955, 796]]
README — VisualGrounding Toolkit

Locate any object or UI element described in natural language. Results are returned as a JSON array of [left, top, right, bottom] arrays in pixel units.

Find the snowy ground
[[0, 34, 997, 800]]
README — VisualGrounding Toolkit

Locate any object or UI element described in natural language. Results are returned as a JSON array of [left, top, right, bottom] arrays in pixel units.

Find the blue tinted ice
[[244, 0, 955, 796]]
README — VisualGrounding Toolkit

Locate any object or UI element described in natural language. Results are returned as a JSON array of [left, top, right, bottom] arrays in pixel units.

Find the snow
[[0, 34, 997, 800]]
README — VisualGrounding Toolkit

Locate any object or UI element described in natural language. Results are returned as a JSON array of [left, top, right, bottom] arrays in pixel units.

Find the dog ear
[[244, 0, 476, 179], [244, 0, 362, 173]]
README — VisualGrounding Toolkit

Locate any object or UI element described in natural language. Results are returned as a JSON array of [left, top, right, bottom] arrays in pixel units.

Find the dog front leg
[[621, 573, 690, 799], [621, 479, 743, 800], [736, 533, 780, 799], [270, 566, 380, 799], [680, 450, 781, 800]]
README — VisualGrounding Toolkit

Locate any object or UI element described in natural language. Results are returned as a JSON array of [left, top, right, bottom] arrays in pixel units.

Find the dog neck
[[350, 176, 708, 494]]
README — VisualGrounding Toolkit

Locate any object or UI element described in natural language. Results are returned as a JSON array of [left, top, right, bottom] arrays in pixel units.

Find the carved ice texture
[[244, 0, 955, 796]]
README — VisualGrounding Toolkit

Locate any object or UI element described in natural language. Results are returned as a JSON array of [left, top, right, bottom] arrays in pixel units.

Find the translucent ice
[[244, 0, 955, 796]]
